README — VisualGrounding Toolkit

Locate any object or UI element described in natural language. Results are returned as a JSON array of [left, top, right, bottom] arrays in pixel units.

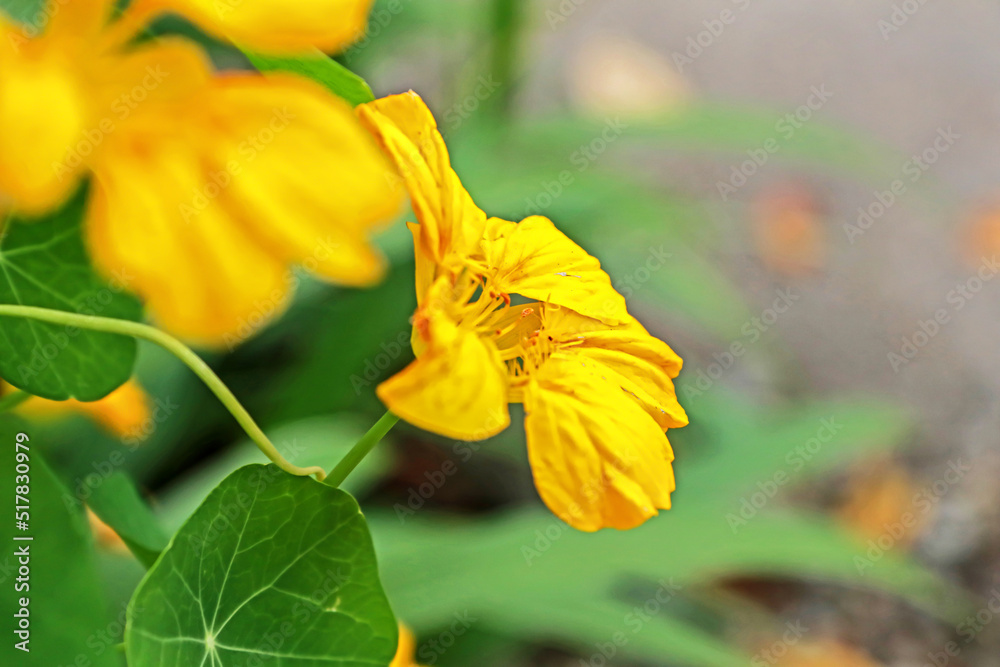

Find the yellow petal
[[357, 91, 486, 268], [202, 75, 401, 285], [128, 0, 375, 53], [92, 37, 213, 108], [523, 352, 675, 532], [390, 624, 421, 667], [540, 306, 687, 429], [41, 0, 117, 45], [0, 22, 89, 212], [377, 278, 509, 441], [89, 73, 400, 345], [0, 25, 212, 213], [480, 216, 628, 326], [88, 118, 292, 346]]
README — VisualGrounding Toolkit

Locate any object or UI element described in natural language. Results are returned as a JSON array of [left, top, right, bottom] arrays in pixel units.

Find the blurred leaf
[[372, 505, 960, 666], [675, 394, 912, 507], [0, 420, 117, 666], [156, 415, 396, 532], [127, 464, 397, 667], [245, 48, 375, 105], [489, 597, 746, 667], [267, 270, 415, 423], [343, 0, 483, 68], [366, 395, 963, 666], [508, 105, 902, 185], [0, 0, 44, 24], [453, 129, 755, 341], [0, 188, 142, 400], [85, 471, 168, 568]]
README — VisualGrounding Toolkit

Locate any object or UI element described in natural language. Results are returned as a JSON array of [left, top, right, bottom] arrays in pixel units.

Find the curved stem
[[325, 411, 399, 488], [487, 0, 523, 118], [0, 305, 325, 480]]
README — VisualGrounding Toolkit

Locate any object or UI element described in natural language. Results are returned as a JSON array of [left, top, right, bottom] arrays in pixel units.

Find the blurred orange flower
[[752, 186, 827, 277], [0, 0, 400, 345], [86, 507, 129, 553], [358, 92, 688, 531], [773, 640, 881, 667], [390, 624, 426, 667], [5, 379, 151, 441], [839, 458, 924, 549], [963, 202, 1000, 267]]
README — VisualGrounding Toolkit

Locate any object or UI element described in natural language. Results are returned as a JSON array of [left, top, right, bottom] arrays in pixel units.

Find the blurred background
[[18, 1, 1000, 665]]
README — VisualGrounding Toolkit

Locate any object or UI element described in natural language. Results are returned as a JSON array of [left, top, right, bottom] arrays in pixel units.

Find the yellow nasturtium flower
[[0, 0, 400, 345], [358, 92, 688, 531]]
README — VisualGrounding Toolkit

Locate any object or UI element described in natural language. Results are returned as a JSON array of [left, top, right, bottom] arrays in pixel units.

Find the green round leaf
[[126, 464, 397, 667]]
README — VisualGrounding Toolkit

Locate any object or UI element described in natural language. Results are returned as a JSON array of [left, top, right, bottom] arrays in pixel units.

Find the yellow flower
[[0, 0, 401, 345], [4, 379, 152, 440], [358, 92, 688, 531], [128, 0, 377, 54]]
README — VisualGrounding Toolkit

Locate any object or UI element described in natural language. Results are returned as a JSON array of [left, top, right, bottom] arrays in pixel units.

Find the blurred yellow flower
[[390, 624, 425, 667], [127, 0, 376, 54], [0, 0, 400, 345], [4, 379, 151, 440], [86, 507, 129, 553], [358, 92, 688, 531]]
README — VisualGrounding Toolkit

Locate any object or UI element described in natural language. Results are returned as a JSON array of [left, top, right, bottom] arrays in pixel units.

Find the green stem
[[0, 389, 30, 413], [0, 305, 325, 480], [325, 411, 399, 487], [487, 0, 523, 117]]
